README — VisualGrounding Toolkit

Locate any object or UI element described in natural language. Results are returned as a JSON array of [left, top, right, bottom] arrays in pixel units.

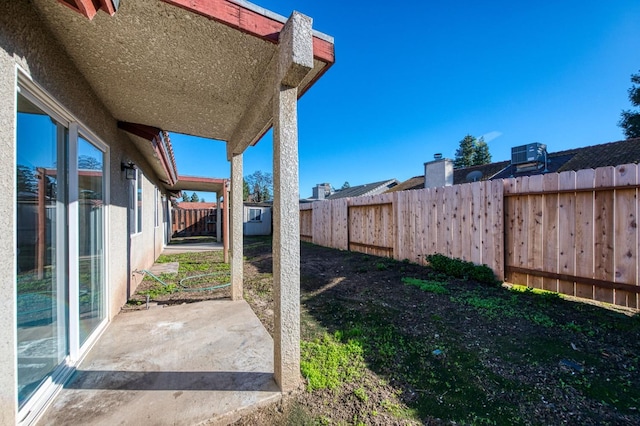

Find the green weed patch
[[300, 332, 365, 391], [401, 277, 448, 294]]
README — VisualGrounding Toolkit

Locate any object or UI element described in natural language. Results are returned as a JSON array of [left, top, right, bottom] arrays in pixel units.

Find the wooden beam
[[506, 266, 640, 294]]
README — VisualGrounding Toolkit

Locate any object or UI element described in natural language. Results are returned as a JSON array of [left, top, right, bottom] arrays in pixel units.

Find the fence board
[[450, 185, 461, 260], [615, 164, 638, 308], [444, 186, 455, 257], [528, 175, 544, 289], [394, 192, 406, 260], [557, 171, 576, 295], [575, 169, 595, 299], [487, 180, 503, 279], [426, 188, 437, 257], [542, 173, 559, 292], [300, 205, 313, 242], [435, 187, 445, 258], [312, 201, 331, 247], [459, 184, 470, 261], [513, 177, 529, 286], [594, 167, 615, 303], [503, 179, 516, 284], [470, 182, 482, 265], [332, 198, 349, 250]]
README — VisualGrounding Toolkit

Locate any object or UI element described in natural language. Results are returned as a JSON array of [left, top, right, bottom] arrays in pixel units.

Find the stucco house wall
[[0, 2, 173, 422]]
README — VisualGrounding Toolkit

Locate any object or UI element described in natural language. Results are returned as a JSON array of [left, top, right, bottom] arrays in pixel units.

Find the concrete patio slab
[[149, 261, 180, 275], [163, 242, 224, 255], [37, 300, 280, 426]]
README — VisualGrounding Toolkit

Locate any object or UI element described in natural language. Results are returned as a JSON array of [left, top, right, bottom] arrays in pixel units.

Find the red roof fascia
[[118, 121, 178, 186], [153, 136, 177, 186], [57, 0, 117, 20], [162, 0, 335, 64]]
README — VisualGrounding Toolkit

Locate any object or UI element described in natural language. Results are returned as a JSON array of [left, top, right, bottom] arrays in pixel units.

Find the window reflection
[[16, 93, 68, 407], [77, 138, 105, 345]]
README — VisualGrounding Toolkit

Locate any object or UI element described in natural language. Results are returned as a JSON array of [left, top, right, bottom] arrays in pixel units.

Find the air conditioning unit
[[511, 143, 546, 166]]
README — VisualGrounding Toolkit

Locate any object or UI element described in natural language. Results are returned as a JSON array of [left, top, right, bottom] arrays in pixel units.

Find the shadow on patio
[[37, 300, 280, 425]]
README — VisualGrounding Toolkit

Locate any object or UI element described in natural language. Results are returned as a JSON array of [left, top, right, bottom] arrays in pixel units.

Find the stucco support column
[[273, 11, 313, 392], [223, 180, 230, 263], [230, 157, 243, 300]]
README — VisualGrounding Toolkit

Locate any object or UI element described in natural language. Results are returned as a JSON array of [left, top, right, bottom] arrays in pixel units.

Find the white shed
[[244, 202, 272, 236]]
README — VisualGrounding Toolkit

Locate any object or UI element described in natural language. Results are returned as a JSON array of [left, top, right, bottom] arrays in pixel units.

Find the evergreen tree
[[182, 193, 189, 202], [472, 137, 492, 165], [341, 181, 351, 190], [619, 70, 640, 139], [454, 135, 477, 168], [454, 134, 492, 168], [190, 192, 199, 202]]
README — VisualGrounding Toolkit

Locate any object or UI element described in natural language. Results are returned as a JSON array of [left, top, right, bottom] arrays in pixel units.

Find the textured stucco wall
[[130, 174, 166, 295], [0, 4, 18, 422], [0, 2, 173, 421]]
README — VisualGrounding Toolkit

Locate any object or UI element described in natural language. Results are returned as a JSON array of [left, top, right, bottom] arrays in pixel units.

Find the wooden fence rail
[[300, 163, 640, 309]]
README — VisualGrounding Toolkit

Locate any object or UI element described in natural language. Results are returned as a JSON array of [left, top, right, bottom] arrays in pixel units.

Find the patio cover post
[[223, 180, 230, 263], [216, 190, 222, 243], [272, 11, 313, 392], [230, 157, 243, 300]]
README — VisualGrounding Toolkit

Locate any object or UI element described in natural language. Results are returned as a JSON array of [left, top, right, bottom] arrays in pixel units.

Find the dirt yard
[[129, 236, 640, 425]]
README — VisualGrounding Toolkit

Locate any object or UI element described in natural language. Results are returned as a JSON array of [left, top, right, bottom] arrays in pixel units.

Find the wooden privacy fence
[[301, 163, 640, 309], [504, 164, 639, 309], [172, 208, 217, 237], [300, 180, 505, 279]]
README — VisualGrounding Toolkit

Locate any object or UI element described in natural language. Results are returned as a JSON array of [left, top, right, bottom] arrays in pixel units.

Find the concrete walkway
[[37, 300, 280, 426]]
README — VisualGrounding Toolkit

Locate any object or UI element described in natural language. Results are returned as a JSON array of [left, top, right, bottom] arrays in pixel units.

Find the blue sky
[[171, 0, 640, 201]]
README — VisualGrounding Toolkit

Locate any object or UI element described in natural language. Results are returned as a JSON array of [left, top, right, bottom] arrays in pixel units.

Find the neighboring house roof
[[454, 160, 511, 184], [490, 137, 640, 180], [176, 202, 217, 210], [391, 138, 640, 191], [327, 179, 399, 200], [386, 176, 426, 193]]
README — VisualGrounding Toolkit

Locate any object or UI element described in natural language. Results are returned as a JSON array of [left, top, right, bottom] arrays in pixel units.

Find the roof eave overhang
[[118, 121, 179, 187], [172, 176, 227, 194]]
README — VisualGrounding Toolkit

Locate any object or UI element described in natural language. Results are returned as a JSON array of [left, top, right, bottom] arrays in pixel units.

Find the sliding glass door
[[16, 92, 68, 408], [16, 84, 109, 412]]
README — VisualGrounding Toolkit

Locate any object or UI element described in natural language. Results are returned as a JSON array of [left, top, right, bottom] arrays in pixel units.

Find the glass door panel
[[77, 137, 105, 345], [16, 93, 68, 408]]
